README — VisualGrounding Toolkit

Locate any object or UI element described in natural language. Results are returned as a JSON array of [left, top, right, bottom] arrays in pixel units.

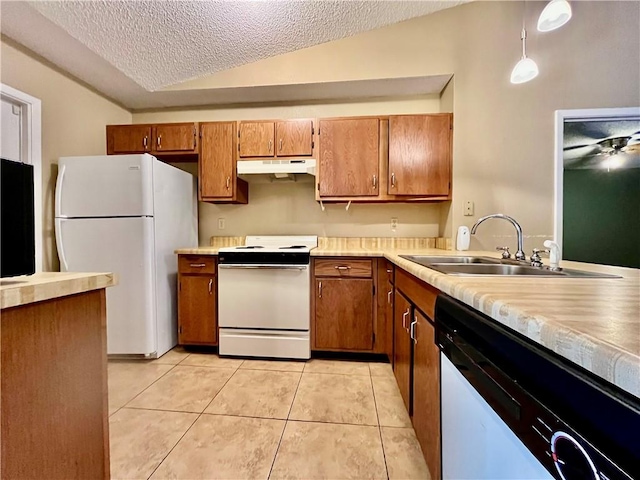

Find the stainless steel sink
[[399, 255, 621, 278], [400, 255, 500, 266]]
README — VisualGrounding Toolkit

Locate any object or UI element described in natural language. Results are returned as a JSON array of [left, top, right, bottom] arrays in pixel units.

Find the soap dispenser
[[456, 226, 470, 251]]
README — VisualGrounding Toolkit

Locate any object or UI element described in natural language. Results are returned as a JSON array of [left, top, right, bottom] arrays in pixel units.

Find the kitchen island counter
[[1, 271, 116, 479], [0, 271, 116, 309]]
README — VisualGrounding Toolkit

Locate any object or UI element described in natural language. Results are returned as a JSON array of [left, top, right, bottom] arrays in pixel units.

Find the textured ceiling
[[1, 0, 467, 108]]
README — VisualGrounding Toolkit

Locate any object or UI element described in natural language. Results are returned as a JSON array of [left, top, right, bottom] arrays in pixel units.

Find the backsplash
[[209, 236, 451, 250], [198, 180, 447, 245]]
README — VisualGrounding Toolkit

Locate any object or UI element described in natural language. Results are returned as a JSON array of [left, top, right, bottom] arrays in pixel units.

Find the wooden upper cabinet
[[199, 122, 236, 200], [314, 278, 374, 351], [154, 123, 198, 153], [239, 121, 275, 157], [107, 123, 198, 156], [276, 119, 313, 157], [388, 114, 452, 196], [106, 125, 152, 154], [318, 118, 379, 197]]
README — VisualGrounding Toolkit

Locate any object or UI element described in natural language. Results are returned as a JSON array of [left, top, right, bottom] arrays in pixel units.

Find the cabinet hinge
[[179, 325, 183, 334], [238, 144, 240, 152], [373, 284, 376, 296], [311, 123, 314, 135], [372, 332, 376, 344], [179, 281, 181, 292], [312, 141, 315, 149], [317, 182, 320, 191], [317, 127, 320, 135]]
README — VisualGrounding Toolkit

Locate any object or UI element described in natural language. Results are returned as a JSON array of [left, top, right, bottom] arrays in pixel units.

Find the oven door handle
[[218, 264, 309, 270]]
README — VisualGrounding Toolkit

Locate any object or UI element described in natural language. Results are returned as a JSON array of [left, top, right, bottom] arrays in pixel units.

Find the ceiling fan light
[[510, 57, 539, 84], [537, 0, 572, 32]]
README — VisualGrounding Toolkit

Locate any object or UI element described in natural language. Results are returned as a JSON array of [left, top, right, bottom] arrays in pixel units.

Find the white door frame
[[1, 83, 43, 272], [553, 106, 640, 251]]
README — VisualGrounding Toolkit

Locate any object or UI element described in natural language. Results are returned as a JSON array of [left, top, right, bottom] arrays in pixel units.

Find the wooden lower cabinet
[[393, 290, 413, 411], [314, 278, 374, 351], [393, 268, 442, 479], [412, 310, 441, 480], [177, 255, 217, 346]]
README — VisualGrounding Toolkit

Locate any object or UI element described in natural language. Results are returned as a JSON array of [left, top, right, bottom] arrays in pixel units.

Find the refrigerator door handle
[[56, 219, 69, 271], [55, 164, 67, 218]]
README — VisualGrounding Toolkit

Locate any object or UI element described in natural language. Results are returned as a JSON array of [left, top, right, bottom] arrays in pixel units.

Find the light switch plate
[[218, 218, 225, 230]]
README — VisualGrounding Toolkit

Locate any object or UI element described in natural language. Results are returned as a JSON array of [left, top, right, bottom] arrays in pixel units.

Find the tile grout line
[[144, 362, 241, 480], [113, 362, 180, 411], [266, 369, 305, 479], [370, 373, 391, 480], [145, 409, 201, 480]]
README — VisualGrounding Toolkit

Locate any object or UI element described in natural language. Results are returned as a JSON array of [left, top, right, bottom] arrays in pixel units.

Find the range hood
[[237, 159, 316, 178]]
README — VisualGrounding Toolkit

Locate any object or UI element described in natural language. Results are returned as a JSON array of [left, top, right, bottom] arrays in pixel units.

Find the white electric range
[[217, 235, 318, 359]]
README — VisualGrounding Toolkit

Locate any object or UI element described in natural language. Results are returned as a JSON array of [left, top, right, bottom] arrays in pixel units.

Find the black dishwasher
[[436, 293, 639, 480]]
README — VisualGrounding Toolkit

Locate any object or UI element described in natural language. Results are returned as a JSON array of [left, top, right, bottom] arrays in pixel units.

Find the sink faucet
[[470, 214, 526, 261]]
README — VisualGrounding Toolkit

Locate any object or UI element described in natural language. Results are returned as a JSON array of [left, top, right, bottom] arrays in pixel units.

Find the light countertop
[[0, 272, 117, 310], [176, 243, 639, 398]]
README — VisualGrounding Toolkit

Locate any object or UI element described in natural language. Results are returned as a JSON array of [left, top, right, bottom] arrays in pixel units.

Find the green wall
[[563, 168, 640, 268]]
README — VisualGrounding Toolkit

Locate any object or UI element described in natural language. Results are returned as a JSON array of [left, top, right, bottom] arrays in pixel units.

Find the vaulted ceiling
[[1, 1, 468, 109]]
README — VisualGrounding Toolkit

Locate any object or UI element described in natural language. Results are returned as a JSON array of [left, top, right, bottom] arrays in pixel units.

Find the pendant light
[[537, 0, 572, 32], [510, 27, 539, 84]]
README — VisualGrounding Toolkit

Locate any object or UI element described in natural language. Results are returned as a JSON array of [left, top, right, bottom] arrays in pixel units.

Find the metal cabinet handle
[[372, 175, 377, 188], [387, 290, 392, 303], [391, 173, 396, 188], [208, 278, 213, 295], [226, 177, 231, 189], [410, 317, 417, 343], [402, 309, 409, 329], [334, 265, 351, 270], [268, 139, 272, 153], [156, 135, 162, 149], [279, 138, 283, 151], [190, 263, 206, 267], [318, 281, 322, 298], [143, 136, 148, 150]]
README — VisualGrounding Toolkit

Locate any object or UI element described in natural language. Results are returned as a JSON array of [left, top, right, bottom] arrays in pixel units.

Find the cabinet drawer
[[314, 259, 373, 278], [178, 255, 216, 274]]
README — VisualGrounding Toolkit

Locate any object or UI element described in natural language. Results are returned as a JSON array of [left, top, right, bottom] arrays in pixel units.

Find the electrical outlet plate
[[218, 218, 225, 230], [391, 217, 398, 230], [464, 201, 474, 216]]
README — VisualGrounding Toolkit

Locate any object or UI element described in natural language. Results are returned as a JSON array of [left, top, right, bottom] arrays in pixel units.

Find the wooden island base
[[1, 287, 110, 479]]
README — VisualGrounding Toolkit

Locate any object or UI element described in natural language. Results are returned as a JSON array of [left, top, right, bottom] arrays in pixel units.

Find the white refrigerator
[[55, 154, 197, 357]]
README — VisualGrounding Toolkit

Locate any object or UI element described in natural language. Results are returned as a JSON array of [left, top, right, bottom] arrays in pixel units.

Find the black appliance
[[436, 293, 639, 480], [1, 158, 35, 277]]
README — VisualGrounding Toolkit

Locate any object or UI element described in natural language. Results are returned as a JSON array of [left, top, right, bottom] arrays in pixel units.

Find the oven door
[[218, 264, 310, 330]]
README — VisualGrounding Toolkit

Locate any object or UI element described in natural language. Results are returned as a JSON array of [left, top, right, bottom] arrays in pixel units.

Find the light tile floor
[[108, 348, 431, 480]]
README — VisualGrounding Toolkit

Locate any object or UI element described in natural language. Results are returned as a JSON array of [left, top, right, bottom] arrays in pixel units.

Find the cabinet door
[[315, 278, 374, 351], [412, 310, 441, 480], [393, 290, 412, 411], [388, 114, 451, 196], [154, 123, 198, 153], [318, 118, 379, 197], [276, 119, 313, 157], [178, 275, 217, 345], [239, 121, 275, 157], [200, 122, 236, 200], [106, 125, 151, 154]]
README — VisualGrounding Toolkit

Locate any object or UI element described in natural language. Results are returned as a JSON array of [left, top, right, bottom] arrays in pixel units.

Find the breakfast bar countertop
[[0, 271, 117, 309], [176, 237, 640, 398]]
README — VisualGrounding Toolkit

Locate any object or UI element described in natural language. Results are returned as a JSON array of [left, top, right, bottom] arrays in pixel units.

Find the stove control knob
[[550, 431, 598, 480]]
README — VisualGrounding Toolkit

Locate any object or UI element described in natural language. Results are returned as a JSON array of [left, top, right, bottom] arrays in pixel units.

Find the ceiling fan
[[563, 132, 640, 169]]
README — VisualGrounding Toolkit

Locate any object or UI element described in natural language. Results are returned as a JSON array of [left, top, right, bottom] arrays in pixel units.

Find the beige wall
[[1, 38, 132, 270], [159, 1, 640, 252], [135, 96, 448, 243]]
